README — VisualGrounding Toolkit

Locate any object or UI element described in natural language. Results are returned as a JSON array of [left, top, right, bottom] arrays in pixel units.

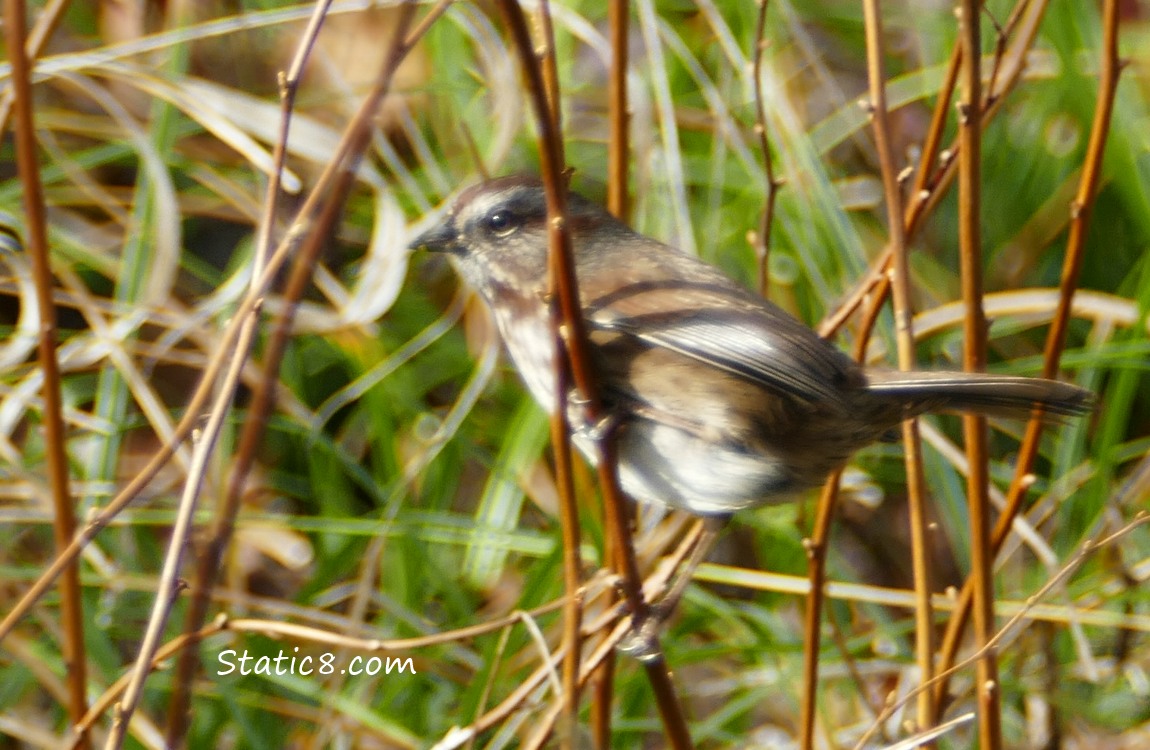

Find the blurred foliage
[[0, 0, 1148, 748]]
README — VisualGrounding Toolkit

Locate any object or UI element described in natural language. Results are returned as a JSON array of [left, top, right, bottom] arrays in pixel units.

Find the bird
[[410, 174, 1094, 520]]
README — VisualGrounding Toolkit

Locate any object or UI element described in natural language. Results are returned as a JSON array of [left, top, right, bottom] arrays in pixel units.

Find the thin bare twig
[[595, 1, 631, 744], [3, 1, 90, 746], [800, 306, 896, 747], [499, 526, 706, 750], [0, 0, 71, 138], [536, 0, 562, 129], [981, 5, 1010, 109], [495, 0, 587, 734], [805, 13, 1059, 733], [855, 512, 1150, 750], [99, 5, 420, 745], [0, 63, 433, 647], [173, 2, 458, 743], [907, 43, 960, 218], [955, 2, 1002, 747], [933, 0, 1122, 711], [444, 530, 698, 746], [164, 2, 341, 740], [79, 597, 567, 745], [797, 470, 843, 749], [0, 215, 287, 647], [606, 0, 629, 222], [551, 338, 585, 746], [519, 2, 586, 740], [494, 2, 695, 747], [750, 0, 781, 298], [537, 2, 585, 737], [860, 0, 936, 738], [819, 0, 1051, 340]]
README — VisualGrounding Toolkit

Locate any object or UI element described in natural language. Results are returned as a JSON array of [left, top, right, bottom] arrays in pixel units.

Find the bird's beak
[[408, 220, 459, 253]]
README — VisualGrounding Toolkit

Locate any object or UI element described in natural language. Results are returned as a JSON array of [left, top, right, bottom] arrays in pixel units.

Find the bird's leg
[[567, 389, 619, 444], [651, 515, 727, 620], [617, 515, 728, 661]]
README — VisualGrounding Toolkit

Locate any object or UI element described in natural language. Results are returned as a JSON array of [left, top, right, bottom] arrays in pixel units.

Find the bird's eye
[[484, 210, 517, 236]]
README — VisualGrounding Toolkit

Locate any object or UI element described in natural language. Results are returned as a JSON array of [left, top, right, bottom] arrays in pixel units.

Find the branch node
[[956, 101, 971, 124]]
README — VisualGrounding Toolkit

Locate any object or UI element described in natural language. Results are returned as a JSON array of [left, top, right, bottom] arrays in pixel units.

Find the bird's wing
[[584, 279, 860, 404]]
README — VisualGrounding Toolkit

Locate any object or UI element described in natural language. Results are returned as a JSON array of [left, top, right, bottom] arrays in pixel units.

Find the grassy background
[[0, 0, 1148, 747]]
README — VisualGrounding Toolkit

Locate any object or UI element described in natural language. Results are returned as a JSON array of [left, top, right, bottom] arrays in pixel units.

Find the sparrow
[[410, 175, 1093, 518]]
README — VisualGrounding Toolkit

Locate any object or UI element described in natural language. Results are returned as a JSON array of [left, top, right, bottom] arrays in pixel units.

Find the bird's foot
[[573, 409, 619, 446], [617, 605, 668, 663]]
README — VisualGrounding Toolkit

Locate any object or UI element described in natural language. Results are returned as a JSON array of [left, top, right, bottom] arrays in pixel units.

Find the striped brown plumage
[[411, 176, 1094, 517]]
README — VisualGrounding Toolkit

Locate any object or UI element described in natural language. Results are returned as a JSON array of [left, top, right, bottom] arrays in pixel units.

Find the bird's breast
[[491, 297, 560, 412]]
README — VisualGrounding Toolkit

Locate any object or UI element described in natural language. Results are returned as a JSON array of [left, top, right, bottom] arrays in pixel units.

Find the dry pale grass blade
[[0, 322, 141, 438], [94, 67, 307, 194], [440, 3, 522, 167], [912, 288, 1150, 342], [692, 564, 1150, 633], [53, 267, 194, 474], [312, 292, 464, 432], [916, 420, 1063, 571], [397, 330, 499, 492], [635, 0, 695, 254], [0, 223, 207, 472], [0, 228, 42, 370], [16, 2, 383, 78], [881, 712, 976, 750], [809, 49, 1063, 157], [655, 19, 757, 177], [695, 0, 752, 86], [270, 187, 414, 331], [854, 288, 1146, 364], [35, 129, 132, 226], [48, 71, 181, 307]]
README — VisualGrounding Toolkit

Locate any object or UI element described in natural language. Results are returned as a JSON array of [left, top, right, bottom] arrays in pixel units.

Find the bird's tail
[[865, 370, 1095, 418]]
